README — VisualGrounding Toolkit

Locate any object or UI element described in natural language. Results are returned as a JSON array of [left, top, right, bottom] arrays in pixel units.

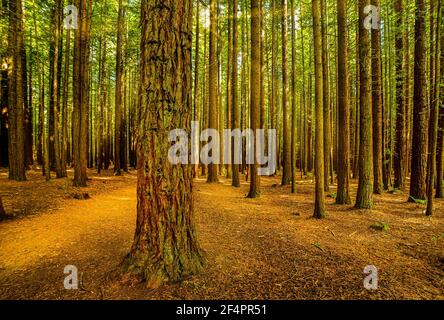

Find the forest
[[0, 0, 443, 300]]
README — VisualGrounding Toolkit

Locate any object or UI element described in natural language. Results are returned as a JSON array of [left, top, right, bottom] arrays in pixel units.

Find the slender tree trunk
[[371, 0, 383, 194], [72, 0, 92, 187], [313, 0, 326, 219], [231, 0, 240, 188], [321, 0, 331, 192], [61, 29, 71, 178], [409, 0, 428, 202], [291, 0, 297, 194], [394, 0, 406, 191], [426, 0, 441, 216], [355, 0, 374, 209], [281, 0, 291, 185], [7, 0, 26, 181], [121, 0, 204, 288], [207, 0, 219, 183], [248, 0, 261, 198], [114, 0, 126, 176], [336, 0, 351, 204], [193, 0, 200, 178]]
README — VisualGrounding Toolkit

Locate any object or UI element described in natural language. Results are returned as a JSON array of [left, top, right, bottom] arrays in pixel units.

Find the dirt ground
[[0, 168, 443, 300]]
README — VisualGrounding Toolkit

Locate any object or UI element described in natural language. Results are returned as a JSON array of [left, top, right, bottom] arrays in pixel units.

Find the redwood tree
[[313, 0, 326, 219], [336, 0, 351, 204], [120, 0, 204, 288], [355, 0, 374, 209], [409, 0, 428, 202]]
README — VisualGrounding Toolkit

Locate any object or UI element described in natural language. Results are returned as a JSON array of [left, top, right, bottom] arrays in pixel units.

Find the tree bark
[[355, 0, 374, 209], [409, 0, 428, 202], [121, 0, 204, 288], [336, 0, 351, 205], [313, 0, 326, 219], [281, 0, 291, 186]]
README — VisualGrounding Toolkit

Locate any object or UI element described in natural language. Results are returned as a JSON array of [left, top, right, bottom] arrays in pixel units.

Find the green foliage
[[409, 196, 427, 205], [431, 233, 444, 242], [370, 222, 390, 232]]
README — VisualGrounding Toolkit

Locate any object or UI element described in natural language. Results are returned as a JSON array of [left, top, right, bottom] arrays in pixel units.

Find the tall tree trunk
[[50, 0, 63, 178], [207, 0, 219, 183], [114, 0, 126, 176], [321, 0, 331, 192], [281, 0, 291, 186], [426, 0, 441, 216], [291, 0, 297, 194], [437, 30, 444, 199], [409, 0, 428, 201], [231, 0, 240, 188], [121, 0, 204, 288], [394, 0, 406, 191], [371, 0, 383, 194], [193, 0, 200, 178], [72, 0, 92, 187], [336, 0, 351, 205], [7, 0, 26, 181], [355, 0, 374, 209], [61, 29, 71, 178], [248, 0, 261, 198], [313, 0, 326, 219]]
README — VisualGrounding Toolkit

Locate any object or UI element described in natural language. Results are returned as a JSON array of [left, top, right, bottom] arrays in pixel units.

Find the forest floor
[[0, 168, 443, 300]]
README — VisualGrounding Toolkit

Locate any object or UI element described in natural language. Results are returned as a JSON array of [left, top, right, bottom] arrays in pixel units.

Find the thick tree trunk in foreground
[[409, 0, 428, 202], [355, 0, 374, 209], [313, 0, 326, 219], [120, 0, 204, 288], [248, 0, 261, 198], [336, 0, 351, 205]]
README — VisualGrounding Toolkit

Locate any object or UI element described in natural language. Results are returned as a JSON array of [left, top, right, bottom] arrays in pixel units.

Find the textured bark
[[121, 0, 204, 288], [7, 0, 26, 181], [394, 0, 406, 191], [281, 0, 291, 186], [231, 0, 240, 188], [193, 0, 200, 178], [0, 65, 8, 167], [72, 0, 91, 187], [355, 0, 374, 209], [60, 29, 70, 178], [207, 0, 219, 183], [0, 196, 6, 220], [371, 0, 383, 194], [313, 0, 326, 219], [248, 0, 261, 198], [114, 0, 126, 175], [426, 0, 441, 216], [290, 0, 297, 194], [437, 30, 444, 199], [336, 0, 351, 205], [50, 0, 63, 178], [321, 0, 331, 192], [409, 0, 428, 201]]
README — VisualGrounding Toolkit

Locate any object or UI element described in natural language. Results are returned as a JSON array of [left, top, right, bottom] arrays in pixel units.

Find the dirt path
[[0, 177, 442, 300]]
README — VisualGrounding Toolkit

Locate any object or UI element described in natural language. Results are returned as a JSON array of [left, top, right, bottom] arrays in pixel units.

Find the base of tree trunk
[[119, 250, 204, 289]]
